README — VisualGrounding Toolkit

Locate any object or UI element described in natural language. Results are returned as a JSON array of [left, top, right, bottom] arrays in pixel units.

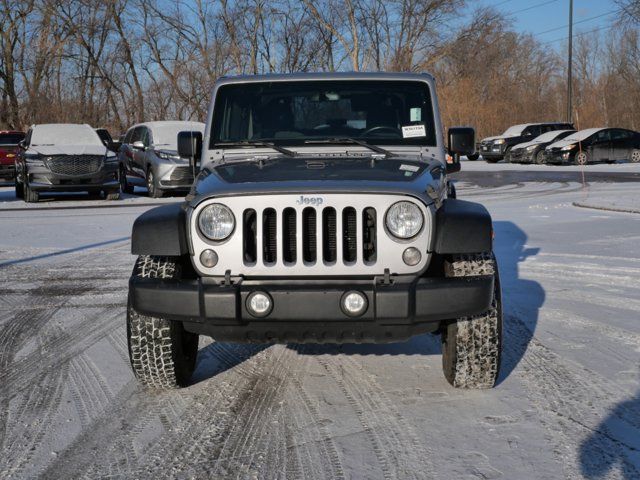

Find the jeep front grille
[[242, 205, 372, 267], [45, 155, 103, 176], [190, 194, 434, 277]]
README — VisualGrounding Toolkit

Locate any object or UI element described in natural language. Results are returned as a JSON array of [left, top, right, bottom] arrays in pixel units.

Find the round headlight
[[385, 201, 424, 239], [198, 203, 235, 241]]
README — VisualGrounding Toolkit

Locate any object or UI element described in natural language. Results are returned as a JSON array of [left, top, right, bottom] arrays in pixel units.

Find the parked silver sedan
[[118, 121, 205, 197]]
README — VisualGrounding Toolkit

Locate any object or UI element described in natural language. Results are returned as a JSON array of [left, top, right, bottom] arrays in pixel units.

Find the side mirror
[[448, 127, 475, 156], [447, 127, 474, 173], [18, 140, 26, 150], [178, 131, 203, 173], [132, 140, 145, 150]]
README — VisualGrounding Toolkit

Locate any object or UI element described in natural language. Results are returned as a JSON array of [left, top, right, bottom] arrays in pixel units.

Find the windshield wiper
[[214, 140, 296, 157], [304, 137, 395, 157]]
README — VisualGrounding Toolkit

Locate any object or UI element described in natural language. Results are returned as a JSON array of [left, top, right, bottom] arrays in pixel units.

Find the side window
[[611, 129, 631, 140], [594, 130, 610, 142], [124, 128, 134, 144], [141, 128, 151, 147], [130, 127, 143, 144], [524, 126, 540, 137], [24, 129, 33, 147]]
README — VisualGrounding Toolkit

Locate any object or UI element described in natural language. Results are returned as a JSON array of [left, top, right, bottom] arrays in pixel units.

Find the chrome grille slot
[[193, 194, 433, 277], [243, 209, 257, 264], [362, 207, 377, 263], [45, 155, 103, 176], [323, 207, 337, 263], [262, 208, 277, 264], [342, 207, 357, 263], [283, 208, 297, 264], [303, 208, 317, 263]]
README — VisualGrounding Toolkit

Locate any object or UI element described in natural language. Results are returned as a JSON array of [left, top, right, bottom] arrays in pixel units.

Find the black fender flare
[[131, 203, 190, 256], [434, 199, 493, 254]]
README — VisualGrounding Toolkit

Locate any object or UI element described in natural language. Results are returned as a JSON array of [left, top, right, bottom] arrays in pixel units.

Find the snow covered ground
[[0, 164, 639, 479]]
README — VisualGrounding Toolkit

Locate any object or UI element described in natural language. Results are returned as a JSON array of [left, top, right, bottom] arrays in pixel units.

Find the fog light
[[247, 291, 273, 317], [200, 249, 218, 268], [341, 291, 368, 317], [402, 247, 422, 266]]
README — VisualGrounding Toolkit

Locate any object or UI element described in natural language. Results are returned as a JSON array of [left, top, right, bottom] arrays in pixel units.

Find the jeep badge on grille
[[296, 195, 324, 206]]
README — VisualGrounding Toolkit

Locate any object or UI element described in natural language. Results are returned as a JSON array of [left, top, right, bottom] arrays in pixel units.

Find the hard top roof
[[215, 71, 435, 86]]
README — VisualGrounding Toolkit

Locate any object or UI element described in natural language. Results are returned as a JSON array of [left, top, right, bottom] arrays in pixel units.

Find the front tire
[[535, 150, 546, 164], [146, 169, 163, 198], [15, 180, 24, 199], [127, 256, 198, 389], [106, 190, 120, 200], [441, 253, 502, 389], [120, 165, 134, 194], [575, 151, 590, 165], [24, 182, 39, 203], [466, 153, 480, 161]]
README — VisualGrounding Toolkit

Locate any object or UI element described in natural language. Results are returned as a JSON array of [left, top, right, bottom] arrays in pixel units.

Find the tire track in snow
[[0, 363, 69, 479], [310, 346, 435, 480], [504, 313, 640, 479], [286, 352, 346, 480]]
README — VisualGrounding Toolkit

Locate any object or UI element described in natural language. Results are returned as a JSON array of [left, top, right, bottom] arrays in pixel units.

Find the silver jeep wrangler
[[127, 72, 502, 390]]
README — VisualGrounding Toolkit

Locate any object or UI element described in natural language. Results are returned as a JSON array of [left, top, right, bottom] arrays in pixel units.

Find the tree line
[[1, 0, 639, 139]]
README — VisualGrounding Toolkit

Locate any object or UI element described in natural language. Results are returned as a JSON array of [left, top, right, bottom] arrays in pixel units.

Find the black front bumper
[[29, 167, 119, 192], [480, 150, 505, 161], [545, 151, 570, 164], [130, 274, 494, 343]]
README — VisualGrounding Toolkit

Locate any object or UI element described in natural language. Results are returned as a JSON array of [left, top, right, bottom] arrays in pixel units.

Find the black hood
[[188, 156, 441, 206]]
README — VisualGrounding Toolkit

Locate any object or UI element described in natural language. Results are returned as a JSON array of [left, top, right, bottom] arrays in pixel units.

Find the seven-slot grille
[[241, 206, 377, 266], [45, 155, 103, 176], [190, 194, 433, 277]]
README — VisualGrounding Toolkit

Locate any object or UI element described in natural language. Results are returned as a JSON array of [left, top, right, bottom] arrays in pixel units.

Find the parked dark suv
[[15, 123, 119, 202], [544, 127, 640, 165], [478, 122, 574, 163], [0, 131, 25, 180]]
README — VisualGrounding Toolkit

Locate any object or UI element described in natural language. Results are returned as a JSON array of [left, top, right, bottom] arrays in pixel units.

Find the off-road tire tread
[[127, 255, 198, 389], [442, 253, 502, 389]]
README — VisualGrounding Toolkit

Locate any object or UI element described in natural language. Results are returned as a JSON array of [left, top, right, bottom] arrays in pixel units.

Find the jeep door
[[590, 129, 612, 162]]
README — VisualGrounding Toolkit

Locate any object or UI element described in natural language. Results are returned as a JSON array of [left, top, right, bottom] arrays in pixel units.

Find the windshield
[[31, 124, 103, 146], [564, 128, 602, 142], [502, 125, 527, 137], [210, 80, 436, 148], [0, 133, 25, 145], [534, 130, 573, 143], [153, 122, 205, 149]]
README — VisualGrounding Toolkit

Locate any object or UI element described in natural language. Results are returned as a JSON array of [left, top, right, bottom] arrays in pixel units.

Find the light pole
[[567, 0, 574, 123]]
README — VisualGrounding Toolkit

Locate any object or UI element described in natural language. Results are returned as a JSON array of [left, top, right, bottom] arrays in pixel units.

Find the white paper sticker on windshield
[[402, 125, 426, 138], [410, 108, 422, 122], [400, 164, 420, 172]]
